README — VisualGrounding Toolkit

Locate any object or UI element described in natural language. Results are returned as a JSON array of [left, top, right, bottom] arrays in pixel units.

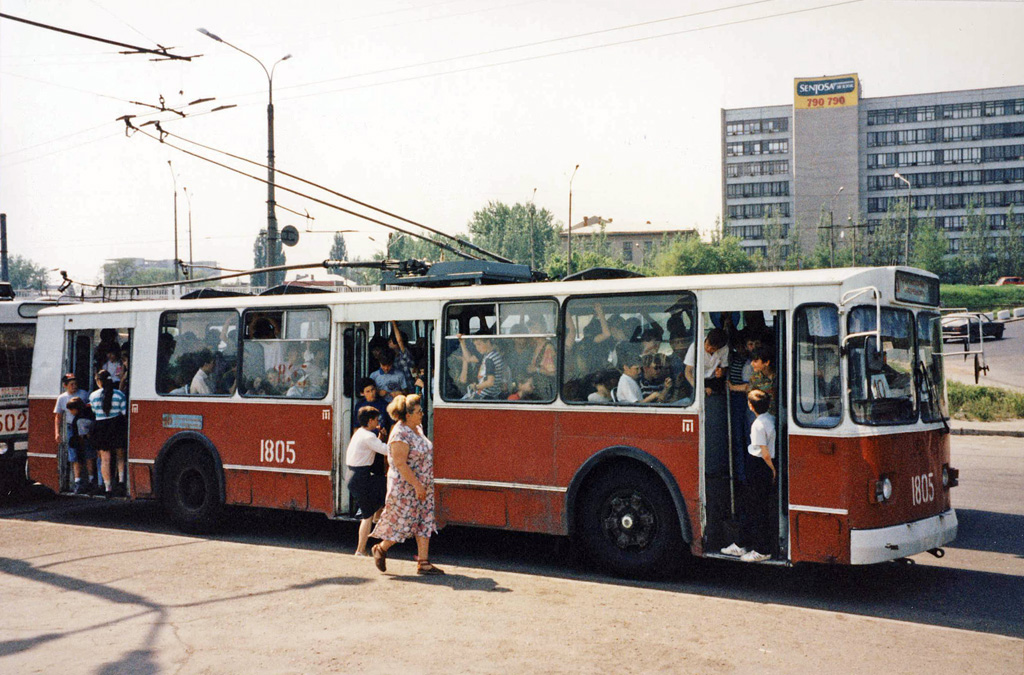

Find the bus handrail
[[840, 285, 881, 351]]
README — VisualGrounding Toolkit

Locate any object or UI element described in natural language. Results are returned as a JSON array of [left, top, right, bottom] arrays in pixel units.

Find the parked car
[[995, 276, 1023, 286], [941, 313, 1005, 342]]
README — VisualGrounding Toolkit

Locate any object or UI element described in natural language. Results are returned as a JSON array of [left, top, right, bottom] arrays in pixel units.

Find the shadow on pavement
[[3, 491, 1022, 640]]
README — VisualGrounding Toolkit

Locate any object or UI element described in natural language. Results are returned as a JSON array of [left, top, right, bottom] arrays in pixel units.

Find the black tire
[[0, 455, 27, 501], [575, 463, 684, 578], [161, 447, 223, 533]]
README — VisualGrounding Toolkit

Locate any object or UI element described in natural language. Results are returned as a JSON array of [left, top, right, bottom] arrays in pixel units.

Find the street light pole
[[167, 161, 180, 281], [829, 186, 844, 267], [529, 187, 537, 271], [894, 172, 912, 264], [183, 187, 194, 278], [198, 28, 291, 286], [567, 164, 579, 276]]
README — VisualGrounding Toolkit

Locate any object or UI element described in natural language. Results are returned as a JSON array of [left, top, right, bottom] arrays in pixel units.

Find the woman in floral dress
[[370, 394, 444, 575]]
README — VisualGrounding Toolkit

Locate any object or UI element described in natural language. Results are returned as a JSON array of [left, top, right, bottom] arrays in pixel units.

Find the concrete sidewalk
[[949, 418, 1024, 438]]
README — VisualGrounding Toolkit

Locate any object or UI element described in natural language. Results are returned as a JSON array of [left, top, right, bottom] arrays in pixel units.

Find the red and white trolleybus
[[26, 265, 957, 575]]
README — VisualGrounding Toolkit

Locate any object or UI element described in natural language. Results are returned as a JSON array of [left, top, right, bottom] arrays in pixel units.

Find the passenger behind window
[[250, 368, 283, 396], [371, 348, 411, 402], [507, 375, 535, 401], [445, 336, 477, 399], [190, 350, 216, 395], [587, 369, 620, 403], [526, 319, 556, 400], [463, 333, 509, 400], [615, 343, 644, 403], [639, 352, 674, 403], [503, 324, 533, 388], [277, 343, 305, 388]]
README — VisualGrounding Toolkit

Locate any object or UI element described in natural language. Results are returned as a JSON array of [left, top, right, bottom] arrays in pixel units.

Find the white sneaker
[[740, 550, 771, 563], [720, 543, 747, 557]]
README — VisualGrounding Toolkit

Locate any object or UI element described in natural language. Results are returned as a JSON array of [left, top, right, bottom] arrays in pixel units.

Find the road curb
[[950, 428, 1024, 438]]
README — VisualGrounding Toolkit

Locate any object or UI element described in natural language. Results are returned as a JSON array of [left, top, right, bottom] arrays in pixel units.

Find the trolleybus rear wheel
[[162, 447, 223, 533], [576, 464, 682, 578]]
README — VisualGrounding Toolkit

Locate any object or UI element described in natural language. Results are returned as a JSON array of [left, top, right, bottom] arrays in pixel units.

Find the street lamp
[[829, 186, 844, 267], [894, 172, 912, 264], [567, 164, 579, 276], [167, 161, 180, 281], [529, 187, 537, 270], [198, 28, 292, 286], [183, 187, 194, 278]]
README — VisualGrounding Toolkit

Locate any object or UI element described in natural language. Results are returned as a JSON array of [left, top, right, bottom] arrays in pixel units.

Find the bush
[[947, 381, 1024, 421], [940, 284, 1024, 313]]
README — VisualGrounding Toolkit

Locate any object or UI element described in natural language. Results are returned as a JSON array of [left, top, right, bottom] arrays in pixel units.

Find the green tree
[[867, 203, 903, 267], [760, 210, 786, 271], [653, 235, 754, 277], [1004, 205, 1024, 277], [327, 232, 349, 278], [102, 258, 140, 286], [959, 201, 989, 285], [8, 254, 48, 290], [909, 210, 947, 277], [468, 200, 559, 268]]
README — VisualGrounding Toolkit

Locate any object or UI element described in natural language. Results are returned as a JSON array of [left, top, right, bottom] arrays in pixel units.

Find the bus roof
[[36, 266, 933, 317]]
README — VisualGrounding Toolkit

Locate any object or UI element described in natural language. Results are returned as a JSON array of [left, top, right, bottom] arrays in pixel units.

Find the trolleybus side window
[[0, 324, 34, 393], [916, 311, 949, 423], [156, 310, 239, 396], [441, 299, 557, 402], [561, 292, 696, 406], [793, 304, 842, 428], [847, 307, 917, 425], [240, 308, 330, 399]]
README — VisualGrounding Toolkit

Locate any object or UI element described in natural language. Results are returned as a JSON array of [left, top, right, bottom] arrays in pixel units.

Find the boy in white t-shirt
[[683, 328, 729, 396], [720, 389, 776, 562]]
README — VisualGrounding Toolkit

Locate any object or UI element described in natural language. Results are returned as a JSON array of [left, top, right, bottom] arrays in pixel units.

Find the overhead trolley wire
[[125, 120, 480, 262], [0, 12, 197, 61], [152, 126, 512, 264]]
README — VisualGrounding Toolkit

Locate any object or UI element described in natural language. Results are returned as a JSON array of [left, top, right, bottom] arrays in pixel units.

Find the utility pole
[[529, 187, 537, 270], [0, 213, 8, 282], [567, 164, 579, 276], [198, 28, 291, 286], [829, 186, 844, 267], [168, 161, 180, 281], [183, 187, 194, 279]]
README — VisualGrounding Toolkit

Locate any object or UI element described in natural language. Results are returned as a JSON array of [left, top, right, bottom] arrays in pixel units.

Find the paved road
[[944, 318, 1024, 392], [1, 435, 1021, 674]]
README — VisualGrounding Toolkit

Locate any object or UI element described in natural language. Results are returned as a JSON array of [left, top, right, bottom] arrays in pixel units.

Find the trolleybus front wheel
[[576, 463, 682, 578], [162, 446, 223, 533]]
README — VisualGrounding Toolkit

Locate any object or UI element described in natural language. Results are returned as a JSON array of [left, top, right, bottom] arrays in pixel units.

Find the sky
[[2, 0, 1023, 285]]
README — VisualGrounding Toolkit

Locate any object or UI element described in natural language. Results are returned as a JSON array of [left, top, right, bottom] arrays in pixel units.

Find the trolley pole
[[0, 213, 8, 283]]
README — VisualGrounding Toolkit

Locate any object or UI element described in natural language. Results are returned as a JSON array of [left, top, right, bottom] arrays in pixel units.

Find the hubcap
[[601, 490, 656, 550], [179, 467, 207, 510]]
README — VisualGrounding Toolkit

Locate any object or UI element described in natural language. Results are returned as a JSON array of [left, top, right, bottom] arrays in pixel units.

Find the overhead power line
[[0, 12, 198, 61], [156, 126, 512, 264], [125, 120, 481, 262]]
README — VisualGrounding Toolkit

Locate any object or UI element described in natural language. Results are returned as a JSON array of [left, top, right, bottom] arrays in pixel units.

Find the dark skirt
[[91, 415, 127, 452], [347, 465, 386, 519]]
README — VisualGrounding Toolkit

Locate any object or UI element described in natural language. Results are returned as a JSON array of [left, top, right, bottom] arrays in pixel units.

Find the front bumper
[[850, 508, 958, 565]]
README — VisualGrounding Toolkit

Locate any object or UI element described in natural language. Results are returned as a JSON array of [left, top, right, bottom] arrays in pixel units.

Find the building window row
[[729, 224, 790, 240], [726, 159, 789, 178], [866, 167, 1024, 192], [867, 98, 1024, 126], [867, 190, 1024, 213], [725, 117, 789, 136], [726, 202, 791, 220], [726, 181, 790, 199], [866, 121, 1024, 147], [726, 139, 789, 157], [866, 213, 1024, 233], [865, 145, 1024, 168]]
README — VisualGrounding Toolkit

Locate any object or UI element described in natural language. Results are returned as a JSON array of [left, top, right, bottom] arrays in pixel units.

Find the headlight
[[874, 477, 893, 502]]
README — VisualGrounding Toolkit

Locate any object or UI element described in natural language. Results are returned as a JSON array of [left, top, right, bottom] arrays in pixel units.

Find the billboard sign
[[794, 73, 859, 110]]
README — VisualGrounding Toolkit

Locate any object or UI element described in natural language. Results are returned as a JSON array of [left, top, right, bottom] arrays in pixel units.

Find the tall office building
[[722, 75, 1024, 256]]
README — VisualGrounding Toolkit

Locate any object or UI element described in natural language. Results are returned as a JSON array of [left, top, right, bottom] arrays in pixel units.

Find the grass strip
[[947, 381, 1024, 421]]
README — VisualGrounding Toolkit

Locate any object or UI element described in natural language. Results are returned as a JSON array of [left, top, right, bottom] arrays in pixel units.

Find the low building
[[560, 217, 698, 266]]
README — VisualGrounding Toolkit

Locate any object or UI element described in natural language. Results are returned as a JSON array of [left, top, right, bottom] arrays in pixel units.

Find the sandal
[[416, 560, 445, 576], [372, 544, 387, 572]]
